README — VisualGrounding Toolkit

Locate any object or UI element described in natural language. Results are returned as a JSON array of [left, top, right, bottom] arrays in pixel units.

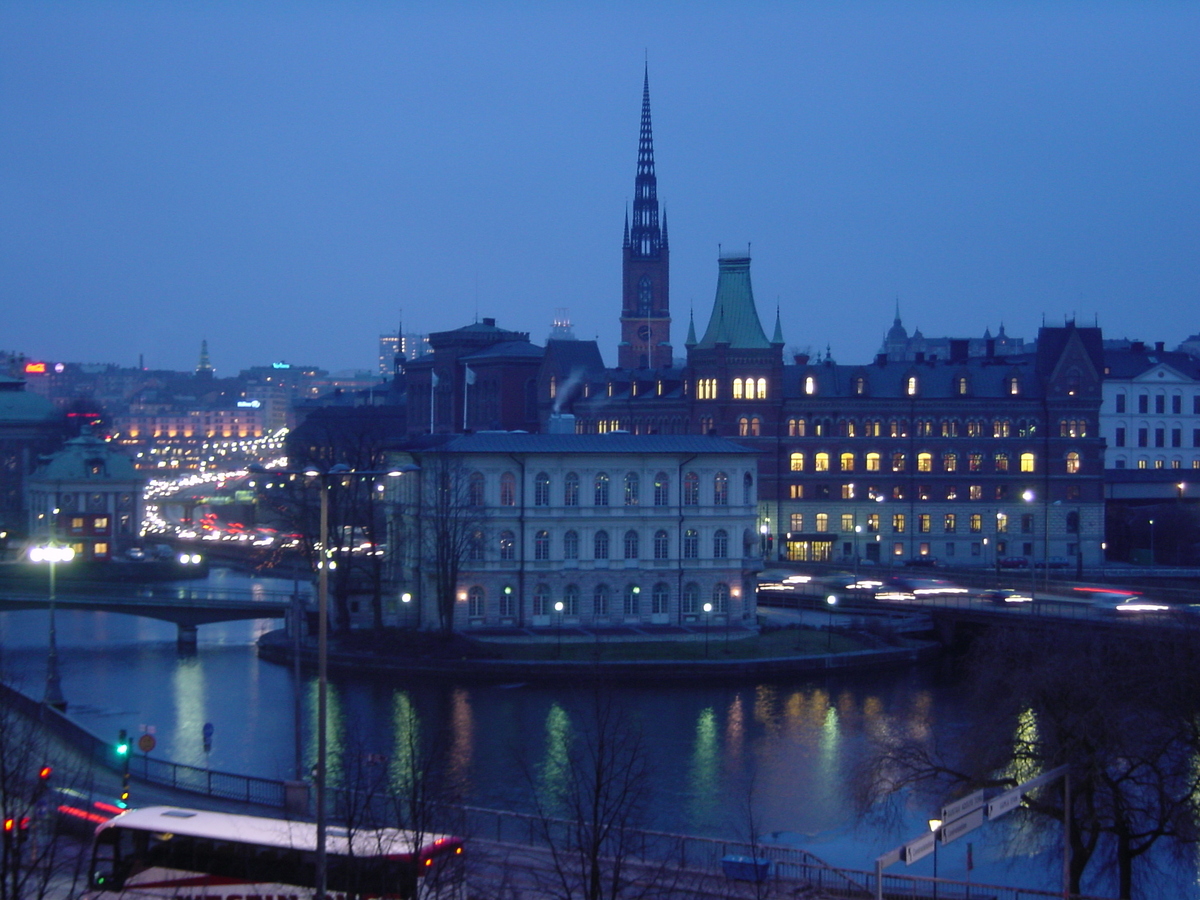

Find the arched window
[[749, 417, 761, 436], [943, 452, 958, 473], [866, 452, 881, 472], [789, 452, 805, 472], [732, 378, 744, 400], [738, 417, 750, 436], [713, 529, 729, 558], [624, 584, 640, 617], [1020, 452, 1036, 473], [593, 584, 610, 617], [563, 530, 579, 559], [637, 275, 652, 315], [683, 472, 700, 505], [594, 530, 610, 559], [624, 529, 640, 559], [499, 586, 516, 617], [788, 418, 807, 436], [815, 513, 829, 533], [532, 584, 551, 617], [564, 472, 580, 507], [534, 472, 550, 506], [468, 586, 485, 618], [468, 472, 485, 507], [891, 452, 906, 472], [917, 452, 932, 472], [905, 375, 918, 396], [653, 472, 669, 506], [814, 453, 830, 472], [468, 530, 484, 561], [654, 529, 669, 560], [712, 583, 730, 613], [684, 528, 699, 559], [624, 472, 640, 506], [757, 377, 768, 398], [956, 376, 969, 395], [499, 530, 515, 561], [679, 582, 699, 614], [563, 584, 580, 616], [534, 529, 550, 560], [854, 375, 867, 396], [743, 472, 754, 505], [1066, 452, 1081, 474], [713, 472, 728, 505], [1007, 376, 1020, 395], [839, 452, 855, 472], [500, 472, 516, 506], [652, 582, 670, 615], [594, 472, 610, 506], [804, 375, 816, 395], [994, 452, 1009, 472]]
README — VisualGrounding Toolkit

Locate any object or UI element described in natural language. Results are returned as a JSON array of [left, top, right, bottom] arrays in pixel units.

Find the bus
[[84, 806, 465, 900]]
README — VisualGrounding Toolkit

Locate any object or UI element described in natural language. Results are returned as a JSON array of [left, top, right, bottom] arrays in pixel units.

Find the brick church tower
[[618, 66, 672, 370]]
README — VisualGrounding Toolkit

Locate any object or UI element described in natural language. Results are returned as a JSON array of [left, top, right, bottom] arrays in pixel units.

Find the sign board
[[875, 846, 902, 869], [941, 808, 984, 844], [137, 734, 157, 753], [941, 789, 984, 823], [987, 765, 1069, 820], [903, 831, 936, 865]]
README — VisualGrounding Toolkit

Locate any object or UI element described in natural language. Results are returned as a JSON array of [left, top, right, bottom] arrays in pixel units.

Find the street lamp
[[554, 600, 564, 657], [401, 592, 412, 629], [703, 602, 713, 657], [1022, 490, 1037, 602], [1149, 518, 1156, 567], [928, 818, 943, 899], [826, 594, 837, 651], [853, 525, 863, 578], [29, 516, 74, 711], [759, 521, 770, 559]]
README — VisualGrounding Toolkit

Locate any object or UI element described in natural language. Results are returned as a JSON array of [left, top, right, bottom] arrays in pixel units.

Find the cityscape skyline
[[4, 3, 1199, 375]]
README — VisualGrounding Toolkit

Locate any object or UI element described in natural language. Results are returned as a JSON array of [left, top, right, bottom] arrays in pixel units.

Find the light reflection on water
[[0, 568, 1191, 897]]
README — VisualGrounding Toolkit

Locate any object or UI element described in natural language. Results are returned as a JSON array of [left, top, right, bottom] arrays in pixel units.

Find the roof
[[1103, 347, 1200, 381], [30, 433, 142, 482], [432, 433, 757, 456], [695, 256, 771, 350], [0, 384, 57, 424], [461, 340, 545, 362]]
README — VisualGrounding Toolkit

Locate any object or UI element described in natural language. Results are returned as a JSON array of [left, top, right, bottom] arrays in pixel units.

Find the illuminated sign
[[24, 362, 47, 374], [272, 362, 291, 369], [236, 400, 262, 409]]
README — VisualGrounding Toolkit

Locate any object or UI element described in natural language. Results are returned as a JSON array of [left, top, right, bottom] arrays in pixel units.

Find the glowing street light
[[30, 516, 75, 711]]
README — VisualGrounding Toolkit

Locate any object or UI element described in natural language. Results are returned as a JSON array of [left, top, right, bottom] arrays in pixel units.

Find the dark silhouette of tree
[[418, 453, 484, 635], [855, 625, 1200, 898]]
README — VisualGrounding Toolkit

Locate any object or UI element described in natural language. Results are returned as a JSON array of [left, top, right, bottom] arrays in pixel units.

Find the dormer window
[[854, 376, 867, 396], [955, 376, 969, 395], [1007, 376, 1020, 396], [804, 375, 816, 395], [905, 376, 918, 396]]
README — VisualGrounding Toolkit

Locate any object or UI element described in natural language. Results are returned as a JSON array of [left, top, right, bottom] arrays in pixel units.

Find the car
[[999, 556, 1030, 569], [980, 589, 1032, 605]]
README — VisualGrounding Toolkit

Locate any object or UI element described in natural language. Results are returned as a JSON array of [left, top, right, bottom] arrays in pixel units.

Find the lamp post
[[401, 592, 412, 629], [30, 510, 73, 711], [927, 818, 943, 899], [759, 521, 769, 559], [1149, 518, 1156, 567], [703, 602, 712, 657], [554, 600, 564, 658], [1022, 490, 1037, 603], [826, 594, 837, 651], [854, 525, 863, 578]]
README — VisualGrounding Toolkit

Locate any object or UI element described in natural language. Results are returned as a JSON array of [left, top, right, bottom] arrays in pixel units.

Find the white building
[[390, 432, 762, 631], [1101, 342, 1200, 473]]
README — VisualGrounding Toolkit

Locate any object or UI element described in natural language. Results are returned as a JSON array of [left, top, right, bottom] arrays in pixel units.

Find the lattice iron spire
[[629, 63, 661, 260]]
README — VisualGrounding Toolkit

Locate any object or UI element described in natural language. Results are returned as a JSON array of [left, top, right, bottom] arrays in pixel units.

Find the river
[[0, 567, 1191, 898]]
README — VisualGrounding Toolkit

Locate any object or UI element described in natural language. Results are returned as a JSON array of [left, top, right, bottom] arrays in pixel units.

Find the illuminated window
[[790, 513, 804, 531], [891, 452, 906, 472], [713, 472, 729, 505], [814, 453, 830, 472], [967, 420, 982, 437], [1007, 376, 1020, 395], [815, 514, 829, 533], [733, 378, 744, 399], [946, 485, 958, 500], [996, 513, 1008, 533], [1020, 452, 1035, 473], [917, 452, 932, 472], [1066, 452, 1080, 474], [757, 378, 767, 398], [867, 514, 880, 532], [789, 452, 805, 472], [789, 484, 804, 499], [840, 452, 855, 472], [969, 485, 983, 500], [918, 514, 931, 533], [854, 376, 867, 396], [892, 513, 906, 533], [841, 483, 855, 500], [788, 418, 806, 437], [749, 417, 761, 436], [905, 376, 918, 396], [738, 417, 750, 436], [804, 375, 816, 395], [969, 514, 982, 533], [943, 452, 958, 473], [956, 376, 969, 395], [944, 514, 956, 533], [866, 452, 881, 472], [994, 420, 1011, 438], [840, 513, 855, 532], [969, 453, 983, 472]]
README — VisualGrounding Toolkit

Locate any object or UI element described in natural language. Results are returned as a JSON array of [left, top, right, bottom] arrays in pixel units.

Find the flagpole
[[430, 371, 436, 433]]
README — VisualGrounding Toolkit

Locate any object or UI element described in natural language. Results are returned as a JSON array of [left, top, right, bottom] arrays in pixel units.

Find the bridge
[[0, 582, 291, 650]]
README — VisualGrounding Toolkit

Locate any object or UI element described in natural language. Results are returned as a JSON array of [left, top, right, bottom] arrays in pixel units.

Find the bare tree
[[854, 625, 1200, 898], [418, 453, 485, 635]]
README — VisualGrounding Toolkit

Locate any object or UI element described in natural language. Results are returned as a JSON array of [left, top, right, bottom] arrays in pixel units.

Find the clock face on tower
[[637, 325, 652, 342]]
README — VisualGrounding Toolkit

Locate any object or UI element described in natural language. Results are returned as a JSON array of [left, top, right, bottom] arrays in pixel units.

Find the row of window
[[787, 450, 1080, 474], [1113, 427, 1200, 449], [464, 581, 734, 618], [1111, 458, 1200, 470], [1113, 393, 1200, 415], [473, 470, 751, 508], [784, 417, 1067, 439], [476, 528, 734, 562], [787, 483, 1085, 502], [788, 510, 1080, 535]]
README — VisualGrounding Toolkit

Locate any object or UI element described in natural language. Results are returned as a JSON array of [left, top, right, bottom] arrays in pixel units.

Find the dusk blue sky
[[3, 3, 1198, 375]]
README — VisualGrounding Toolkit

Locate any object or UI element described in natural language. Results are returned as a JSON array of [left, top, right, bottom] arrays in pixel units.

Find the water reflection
[[538, 703, 571, 812], [686, 707, 719, 826]]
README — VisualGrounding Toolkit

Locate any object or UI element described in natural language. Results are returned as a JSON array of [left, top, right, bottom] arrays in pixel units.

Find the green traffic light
[[117, 729, 129, 756]]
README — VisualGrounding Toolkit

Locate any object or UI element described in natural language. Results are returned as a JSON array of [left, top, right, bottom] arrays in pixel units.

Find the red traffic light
[[38, 765, 52, 781], [3, 818, 12, 833]]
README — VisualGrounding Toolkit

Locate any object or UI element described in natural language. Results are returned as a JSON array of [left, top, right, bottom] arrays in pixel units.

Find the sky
[[3, 2, 1199, 376]]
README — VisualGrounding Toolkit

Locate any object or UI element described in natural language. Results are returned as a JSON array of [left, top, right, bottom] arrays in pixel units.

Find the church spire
[[196, 339, 213, 377], [629, 62, 661, 260]]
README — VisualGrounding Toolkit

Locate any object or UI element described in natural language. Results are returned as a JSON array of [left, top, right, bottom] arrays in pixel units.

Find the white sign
[[987, 788, 1024, 820], [904, 831, 936, 865], [875, 846, 902, 869], [941, 808, 984, 844], [941, 789, 984, 823]]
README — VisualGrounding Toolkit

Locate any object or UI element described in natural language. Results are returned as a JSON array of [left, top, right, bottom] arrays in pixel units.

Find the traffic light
[[33, 764, 52, 799], [116, 730, 130, 757]]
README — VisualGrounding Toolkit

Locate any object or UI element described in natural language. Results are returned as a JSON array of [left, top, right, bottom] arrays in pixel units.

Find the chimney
[[793, 353, 810, 366], [949, 339, 969, 363], [1156, 341, 1165, 353], [986, 339, 996, 359], [1131, 341, 1145, 353], [483, 317, 496, 327], [875, 353, 888, 367], [547, 413, 577, 435]]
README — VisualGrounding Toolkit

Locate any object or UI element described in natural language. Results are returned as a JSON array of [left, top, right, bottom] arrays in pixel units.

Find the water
[[0, 568, 1191, 898]]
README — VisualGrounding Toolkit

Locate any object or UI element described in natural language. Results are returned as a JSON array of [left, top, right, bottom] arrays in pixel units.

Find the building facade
[[389, 433, 760, 631]]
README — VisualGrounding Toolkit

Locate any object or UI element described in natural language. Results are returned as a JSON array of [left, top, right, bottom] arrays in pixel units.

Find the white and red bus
[[85, 806, 464, 900]]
